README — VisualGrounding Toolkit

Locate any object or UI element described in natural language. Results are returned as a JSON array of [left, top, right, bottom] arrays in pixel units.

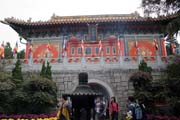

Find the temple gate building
[[2, 12, 179, 117]]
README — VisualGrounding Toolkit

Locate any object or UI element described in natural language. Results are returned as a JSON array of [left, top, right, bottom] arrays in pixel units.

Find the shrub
[[23, 76, 57, 114]]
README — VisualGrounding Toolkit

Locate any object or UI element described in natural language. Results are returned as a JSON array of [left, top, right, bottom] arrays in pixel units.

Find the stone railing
[[0, 56, 174, 71]]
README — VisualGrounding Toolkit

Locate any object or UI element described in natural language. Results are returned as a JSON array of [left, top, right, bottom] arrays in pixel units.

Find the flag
[[81, 39, 85, 55], [134, 40, 138, 49], [154, 39, 158, 50], [98, 40, 102, 54], [171, 43, 176, 54], [29, 44, 33, 53], [0, 41, 5, 58], [62, 39, 67, 57], [1, 41, 4, 48], [13, 41, 18, 54], [46, 42, 51, 51], [117, 39, 121, 52]]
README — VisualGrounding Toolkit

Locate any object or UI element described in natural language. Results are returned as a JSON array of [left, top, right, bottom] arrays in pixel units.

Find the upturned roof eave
[[3, 17, 173, 27], [3, 13, 179, 27]]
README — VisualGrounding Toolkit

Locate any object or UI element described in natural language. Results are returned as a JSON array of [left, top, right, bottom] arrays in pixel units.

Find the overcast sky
[[0, 0, 179, 51]]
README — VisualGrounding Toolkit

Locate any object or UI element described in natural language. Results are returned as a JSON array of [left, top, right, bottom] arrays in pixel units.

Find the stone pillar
[[63, 56, 67, 64], [123, 36, 128, 56], [28, 53, 33, 66], [100, 52, 104, 66], [156, 51, 161, 68], [119, 51, 123, 66], [137, 48, 142, 64], [45, 50, 51, 63]]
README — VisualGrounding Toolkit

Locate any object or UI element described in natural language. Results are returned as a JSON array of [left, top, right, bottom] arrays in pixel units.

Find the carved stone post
[[119, 50, 123, 66], [156, 50, 161, 68], [28, 52, 33, 66]]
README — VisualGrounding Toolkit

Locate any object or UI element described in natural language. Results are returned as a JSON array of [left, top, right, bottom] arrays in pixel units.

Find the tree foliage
[[138, 60, 152, 74], [12, 59, 23, 80], [167, 56, 180, 78], [17, 49, 25, 59], [145, 55, 180, 116], [130, 71, 152, 91], [141, 0, 180, 17], [166, 55, 180, 116], [133, 58, 180, 115], [141, 0, 180, 41], [131, 60, 153, 91], [40, 61, 52, 80], [130, 60, 153, 113], [166, 16, 180, 38], [46, 61, 52, 80], [0, 71, 57, 114], [4, 42, 13, 59], [22, 76, 57, 113], [40, 61, 46, 77], [0, 72, 16, 114]]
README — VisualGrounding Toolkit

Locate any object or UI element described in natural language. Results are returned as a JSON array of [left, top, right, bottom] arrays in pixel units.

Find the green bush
[[0, 72, 16, 114], [0, 70, 57, 114], [23, 76, 57, 114], [12, 59, 23, 80], [130, 60, 154, 113]]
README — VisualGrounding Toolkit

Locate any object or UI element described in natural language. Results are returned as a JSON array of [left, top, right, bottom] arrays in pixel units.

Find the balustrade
[[0, 56, 172, 70]]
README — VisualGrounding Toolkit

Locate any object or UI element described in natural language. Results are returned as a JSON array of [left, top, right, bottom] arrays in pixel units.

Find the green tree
[[4, 42, 13, 59], [40, 61, 52, 80], [0, 60, 6, 72], [12, 59, 23, 80], [17, 49, 25, 59], [149, 55, 180, 116], [141, 0, 180, 17], [46, 61, 52, 80], [40, 61, 46, 78], [130, 60, 153, 113], [23, 75, 57, 113], [0, 72, 16, 114], [166, 55, 180, 116], [141, 0, 180, 41], [0, 72, 57, 114], [138, 60, 152, 74], [130, 71, 152, 91]]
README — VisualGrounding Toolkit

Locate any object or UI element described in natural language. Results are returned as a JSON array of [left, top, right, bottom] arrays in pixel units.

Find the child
[[125, 111, 132, 120]]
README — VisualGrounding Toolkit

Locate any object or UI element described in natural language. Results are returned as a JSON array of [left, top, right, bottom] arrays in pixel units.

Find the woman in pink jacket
[[109, 97, 119, 120]]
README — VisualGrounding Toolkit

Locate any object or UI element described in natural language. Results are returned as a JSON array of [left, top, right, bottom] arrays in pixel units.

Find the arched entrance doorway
[[88, 79, 115, 119], [65, 76, 115, 120], [88, 79, 114, 98]]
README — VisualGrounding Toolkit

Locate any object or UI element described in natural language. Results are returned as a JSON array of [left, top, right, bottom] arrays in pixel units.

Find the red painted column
[[120, 39, 125, 56], [161, 39, 167, 56], [25, 43, 29, 59]]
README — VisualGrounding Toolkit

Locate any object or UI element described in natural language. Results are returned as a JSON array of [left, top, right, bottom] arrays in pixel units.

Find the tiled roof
[[3, 13, 179, 26], [65, 85, 101, 96]]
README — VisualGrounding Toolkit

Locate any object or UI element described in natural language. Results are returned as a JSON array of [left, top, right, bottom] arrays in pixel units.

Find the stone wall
[[3, 63, 165, 118], [51, 69, 165, 117]]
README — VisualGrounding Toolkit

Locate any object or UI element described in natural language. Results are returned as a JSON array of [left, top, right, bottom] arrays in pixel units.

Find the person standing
[[127, 96, 136, 120], [95, 97, 105, 120], [57, 96, 71, 120], [109, 97, 119, 120]]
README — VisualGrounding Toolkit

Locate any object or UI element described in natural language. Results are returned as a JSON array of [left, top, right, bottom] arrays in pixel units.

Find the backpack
[[128, 103, 136, 120], [135, 105, 143, 119]]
